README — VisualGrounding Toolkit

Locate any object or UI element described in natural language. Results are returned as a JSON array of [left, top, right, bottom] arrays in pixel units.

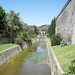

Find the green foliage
[[16, 32, 30, 42], [7, 10, 23, 43], [33, 25, 39, 34], [0, 6, 7, 33], [51, 33, 62, 46], [68, 59, 75, 75], [30, 34, 37, 39], [0, 7, 38, 44], [15, 31, 36, 45], [64, 59, 75, 75], [48, 17, 56, 37], [46, 33, 50, 37], [7, 10, 21, 32], [15, 37, 23, 45], [21, 32, 29, 41], [10, 24, 14, 43]]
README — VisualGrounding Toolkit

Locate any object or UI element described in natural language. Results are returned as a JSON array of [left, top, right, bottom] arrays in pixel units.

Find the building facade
[[56, 0, 75, 44]]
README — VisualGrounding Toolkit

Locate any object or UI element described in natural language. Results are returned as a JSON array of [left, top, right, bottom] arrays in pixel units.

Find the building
[[56, 0, 75, 44]]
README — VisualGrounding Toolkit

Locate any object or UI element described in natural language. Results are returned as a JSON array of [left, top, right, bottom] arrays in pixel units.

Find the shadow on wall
[[20, 40, 32, 50]]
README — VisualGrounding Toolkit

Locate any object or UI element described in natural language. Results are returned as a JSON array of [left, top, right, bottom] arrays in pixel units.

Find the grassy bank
[[52, 45, 75, 72], [0, 44, 16, 52]]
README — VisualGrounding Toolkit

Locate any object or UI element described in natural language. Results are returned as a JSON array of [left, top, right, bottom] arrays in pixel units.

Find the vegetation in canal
[[0, 44, 16, 52], [52, 44, 75, 72]]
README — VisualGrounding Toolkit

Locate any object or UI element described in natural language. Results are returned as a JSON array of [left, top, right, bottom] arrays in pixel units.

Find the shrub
[[68, 59, 75, 75], [51, 33, 62, 46], [64, 59, 75, 75], [15, 38, 23, 45], [46, 33, 49, 37], [17, 32, 29, 41], [21, 32, 29, 41], [30, 34, 37, 39]]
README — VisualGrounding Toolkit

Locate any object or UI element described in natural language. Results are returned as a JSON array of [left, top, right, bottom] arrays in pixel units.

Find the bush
[[15, 38, 23, 45], [68, 59, 75, 75], [17, 32, 29, 41], [21, 32, 29, 41], [30, 34, 37, 39], [51, 33, 62, 46], [64, 59, 75, 75], [46, 33, 49, 37]]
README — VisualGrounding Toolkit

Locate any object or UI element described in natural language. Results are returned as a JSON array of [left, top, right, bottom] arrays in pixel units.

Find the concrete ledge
[[46, 37, 64, 75], [0, 38, 36, 66]]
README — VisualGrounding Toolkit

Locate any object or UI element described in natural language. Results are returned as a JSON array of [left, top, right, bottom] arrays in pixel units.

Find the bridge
[[37, 31, 46, 41]]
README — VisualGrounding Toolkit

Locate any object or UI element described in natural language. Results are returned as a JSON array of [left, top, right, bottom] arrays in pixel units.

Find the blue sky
[[0, 0, 67, 26]]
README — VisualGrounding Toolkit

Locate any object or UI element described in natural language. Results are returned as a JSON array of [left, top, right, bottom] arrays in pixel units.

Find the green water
[[0, 41, 50, 75]]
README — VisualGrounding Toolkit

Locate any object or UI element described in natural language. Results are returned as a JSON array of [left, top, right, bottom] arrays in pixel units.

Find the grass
[[47, 37, 51, 44], [52, 44, 75, 72], [0, 44, 16, 52]]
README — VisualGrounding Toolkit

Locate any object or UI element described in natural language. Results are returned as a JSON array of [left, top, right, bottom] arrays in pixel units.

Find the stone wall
[[56, 0, 75, 44], [0, 39, 36, 66], [0, 34, 9, 44], [46, 38, 64, 75]]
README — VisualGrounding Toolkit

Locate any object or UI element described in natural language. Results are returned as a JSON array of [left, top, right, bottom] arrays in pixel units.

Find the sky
[[0, 0, 68, 26]]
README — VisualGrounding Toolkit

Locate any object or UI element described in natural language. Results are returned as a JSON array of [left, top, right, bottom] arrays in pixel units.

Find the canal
[[0, 40, 51, 75]]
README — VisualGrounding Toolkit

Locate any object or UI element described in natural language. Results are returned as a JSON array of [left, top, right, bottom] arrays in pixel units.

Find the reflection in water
[[0, 41, 51, 75], [19, 61, 51, 75]]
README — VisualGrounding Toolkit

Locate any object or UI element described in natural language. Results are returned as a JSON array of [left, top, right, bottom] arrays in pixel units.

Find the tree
[[0, 6, 7, 33], [47, 24, 51, 37], [33, 25, 39, 34], [7, 10, 21, 43], [21, 22, 29, 31], [48, 17, 56, 37]]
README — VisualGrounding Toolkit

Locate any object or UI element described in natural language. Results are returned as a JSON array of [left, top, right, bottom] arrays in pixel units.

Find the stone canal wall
[[0, 39, 36, 66], [46, 38, 64, 75]]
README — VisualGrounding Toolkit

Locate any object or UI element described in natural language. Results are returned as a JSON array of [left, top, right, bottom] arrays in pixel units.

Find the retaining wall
[[0, 34, 9, 44], [0, 39, 36, 66], [46, 38, 64, 75]]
